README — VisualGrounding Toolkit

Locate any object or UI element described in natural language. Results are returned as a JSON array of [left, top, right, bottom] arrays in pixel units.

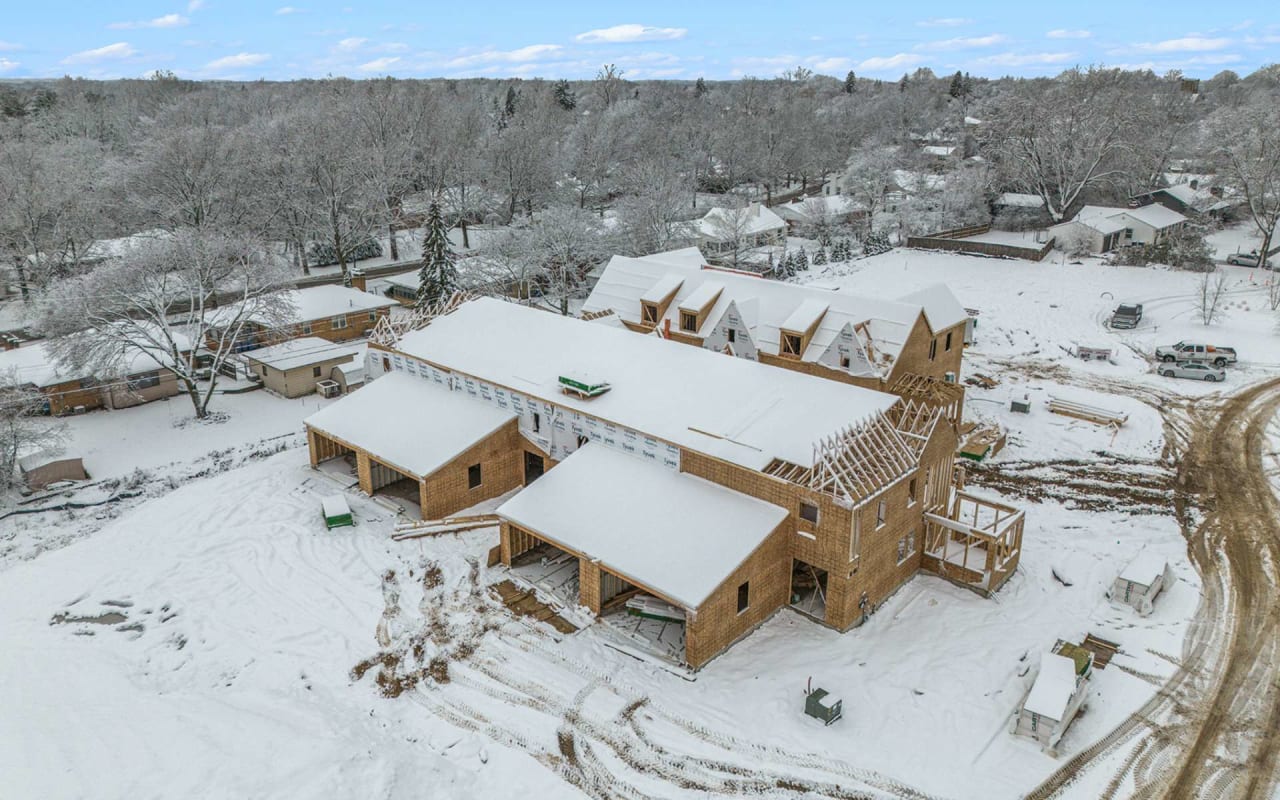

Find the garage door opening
[[310, 435, 358, 486], [510, 539, 580, 608], [600, 580, 686, 665], [369, 458, 421, 517], [790, 559, 829, 621]]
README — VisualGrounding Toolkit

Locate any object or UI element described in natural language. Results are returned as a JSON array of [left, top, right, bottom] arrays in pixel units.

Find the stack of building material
[[1047, 397, 1128, 427]]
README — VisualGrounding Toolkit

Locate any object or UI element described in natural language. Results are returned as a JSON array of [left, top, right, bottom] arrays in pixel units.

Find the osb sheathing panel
[[686, 522, 790, 669], [419, 419, 524, 521], [888, 313, 965, 386]]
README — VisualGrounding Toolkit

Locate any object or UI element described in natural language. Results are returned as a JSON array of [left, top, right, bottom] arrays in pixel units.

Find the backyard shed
[[18, 452, 87, 491], [1108, 551, 1173, 616], [242, 337, 360, 398], [1011, 644, 1092, 754]]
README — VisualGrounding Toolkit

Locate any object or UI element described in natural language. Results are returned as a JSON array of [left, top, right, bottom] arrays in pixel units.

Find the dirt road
[[1013, 377, 1280, 800]]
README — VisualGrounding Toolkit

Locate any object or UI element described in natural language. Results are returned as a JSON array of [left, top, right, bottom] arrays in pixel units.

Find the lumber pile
[[964, 373, 999, 389], [392, 513, 499, 541], [958, 425, 1007, 462], [1047, 397, 1128, 427]]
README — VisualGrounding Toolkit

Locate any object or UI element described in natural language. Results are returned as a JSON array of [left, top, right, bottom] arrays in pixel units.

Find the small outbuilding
[[1011, 642, 1093, 754], [1107, 551, 1173, 616], [242, 337, 360, 398], [19, 451, 88, 491], [321, 495, 354, 529]]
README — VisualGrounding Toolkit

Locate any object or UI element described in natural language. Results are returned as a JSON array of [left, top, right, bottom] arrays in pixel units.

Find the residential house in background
[[692, 203, 787, 258], [306, 297, 1023, 669], [0, 336, 187, 415], [774, 195, 867, 229], [210, 284, 397, 352], [241, 337, 360, 398], [1049, 205, 1189, 254]]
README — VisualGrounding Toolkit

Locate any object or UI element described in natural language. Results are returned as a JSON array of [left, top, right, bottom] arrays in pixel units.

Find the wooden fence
[[907, 224, 1055, 262]]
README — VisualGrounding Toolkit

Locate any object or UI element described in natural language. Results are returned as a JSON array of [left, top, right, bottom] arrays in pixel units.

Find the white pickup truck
[[1155, 341, 1238, 367]]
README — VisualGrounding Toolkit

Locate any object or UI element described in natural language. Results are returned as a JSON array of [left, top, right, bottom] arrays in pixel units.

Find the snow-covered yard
[[7, 244, 1279, 798]]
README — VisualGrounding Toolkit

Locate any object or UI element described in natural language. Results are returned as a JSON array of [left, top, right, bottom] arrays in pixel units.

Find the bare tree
[[980, 69, 1144, 221], [1212, 105, 1280, 269], [41, 230, 295, 419], [0, 377, 66, 492], [1197, 269, 1231, 326], [519, 207, 610, 314]]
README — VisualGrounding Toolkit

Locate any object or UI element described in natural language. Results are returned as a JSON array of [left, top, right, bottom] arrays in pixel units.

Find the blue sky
[[1, 1, 1276, 82]]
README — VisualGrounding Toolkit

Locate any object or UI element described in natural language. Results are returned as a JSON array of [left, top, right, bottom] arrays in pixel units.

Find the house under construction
[[305, 295, 1024, 669], [582, 248, 969, 423]]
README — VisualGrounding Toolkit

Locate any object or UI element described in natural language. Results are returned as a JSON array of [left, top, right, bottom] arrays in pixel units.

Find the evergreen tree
[[843, 71, 857, 94], [694, 77, 708, 97], [949, 71, 965, 99], [899, 74, 909, 93], [503, 85, 520, 118], [416, 201, 459, 309], [553, 79, 577, 111], [812, 248, 828, 266]]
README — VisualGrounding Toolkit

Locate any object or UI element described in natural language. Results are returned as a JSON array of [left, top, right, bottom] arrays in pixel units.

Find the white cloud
[[205, 52, 271, 70], [187, 0, 205, 11], [575, 24, 687, 43], [275, 6, 301, 14], [0, 57, 19, 73], [917, 18, 972, 28], [358, 56, 400, 72], [62, 42, 137, 64], [1047, 29, 1091, 39], [813, 57, 853, 73], [1133, 36, 1232, 53], [0, 41, 22, 51], [447, 44, 561, 67], [856, 53, 924, 71], [975, 51, 1076, 67], [335, 37, 367, 52], [917, 34, 1007, 51], [109, 14, 190, 30]]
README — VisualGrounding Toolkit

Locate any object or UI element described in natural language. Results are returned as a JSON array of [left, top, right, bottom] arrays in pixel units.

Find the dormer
[[676, 281, 724, 336], [778, 299, 829, 359], [639, 274, 684, 328]]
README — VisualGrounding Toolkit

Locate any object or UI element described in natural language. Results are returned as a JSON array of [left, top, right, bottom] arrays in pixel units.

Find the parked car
[[1156, 341, 1238, 366], [1226, 252, 1262, 268], [1159, 362, 1225, 382], [1110, 303, 1143, 329]]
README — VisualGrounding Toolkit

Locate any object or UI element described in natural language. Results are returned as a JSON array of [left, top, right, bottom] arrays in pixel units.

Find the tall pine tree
[[416, 201, 459, 309], [553, 79, 577, 110], [844, 71, 857, 94]]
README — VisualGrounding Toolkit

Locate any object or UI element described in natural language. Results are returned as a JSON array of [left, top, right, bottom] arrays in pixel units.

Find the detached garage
[[305, 373, 522, 519], [496, 444, 790, 669]]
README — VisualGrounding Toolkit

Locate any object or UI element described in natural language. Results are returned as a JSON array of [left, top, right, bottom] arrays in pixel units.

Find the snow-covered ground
[[7, 244, 1280, 798]]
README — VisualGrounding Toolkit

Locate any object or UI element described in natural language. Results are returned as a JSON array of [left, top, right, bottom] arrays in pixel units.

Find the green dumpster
[[322, 495, 354, 529]]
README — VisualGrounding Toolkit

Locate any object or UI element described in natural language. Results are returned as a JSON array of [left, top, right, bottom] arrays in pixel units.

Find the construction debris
[[1047, 397, 1128, 427], [392, 514, 499, 541], [958, 425, 1007, 462]]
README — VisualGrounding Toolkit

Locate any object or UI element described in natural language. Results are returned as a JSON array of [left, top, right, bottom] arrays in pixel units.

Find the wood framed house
[[582, 249, 969, 423], [308, 296, 1024, 669], [1049, 205, 1188, 254]]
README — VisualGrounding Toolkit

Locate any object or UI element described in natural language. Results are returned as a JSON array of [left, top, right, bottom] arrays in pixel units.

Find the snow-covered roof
[[382, 271, 418, 291], [242, 337, 359, 371], [17, 449, 80, 472], [996, 193, 1045, 209], [583, 250, 964, 378], [395, 297, 900, 471], [698, 203, 787, 241], [1119, 551, 1168, 586], [304, 372, 516, 478], [0, 331, 186, 389], [891, 170, 947, 195], [1024, 652, 1078, 721], [898, 285, 969, 333], [496, 444, 788, 608], [1069, 207, 1133, 236], [639, 273, 685, 304], [1121, 204, 1188, 230], [283, 285, 397, 322], [774, 196, 865, 225], [781, 298, 829, 333], [679, 281, 724, 312]]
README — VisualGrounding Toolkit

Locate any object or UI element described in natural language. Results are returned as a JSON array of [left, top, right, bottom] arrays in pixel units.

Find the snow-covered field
[[8, 243, 1280, 799]]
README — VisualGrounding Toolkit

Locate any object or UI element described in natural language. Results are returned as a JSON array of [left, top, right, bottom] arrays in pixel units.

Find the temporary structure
[[1108, 551, 1173, 616], [1011, 642, 1093, 754]]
